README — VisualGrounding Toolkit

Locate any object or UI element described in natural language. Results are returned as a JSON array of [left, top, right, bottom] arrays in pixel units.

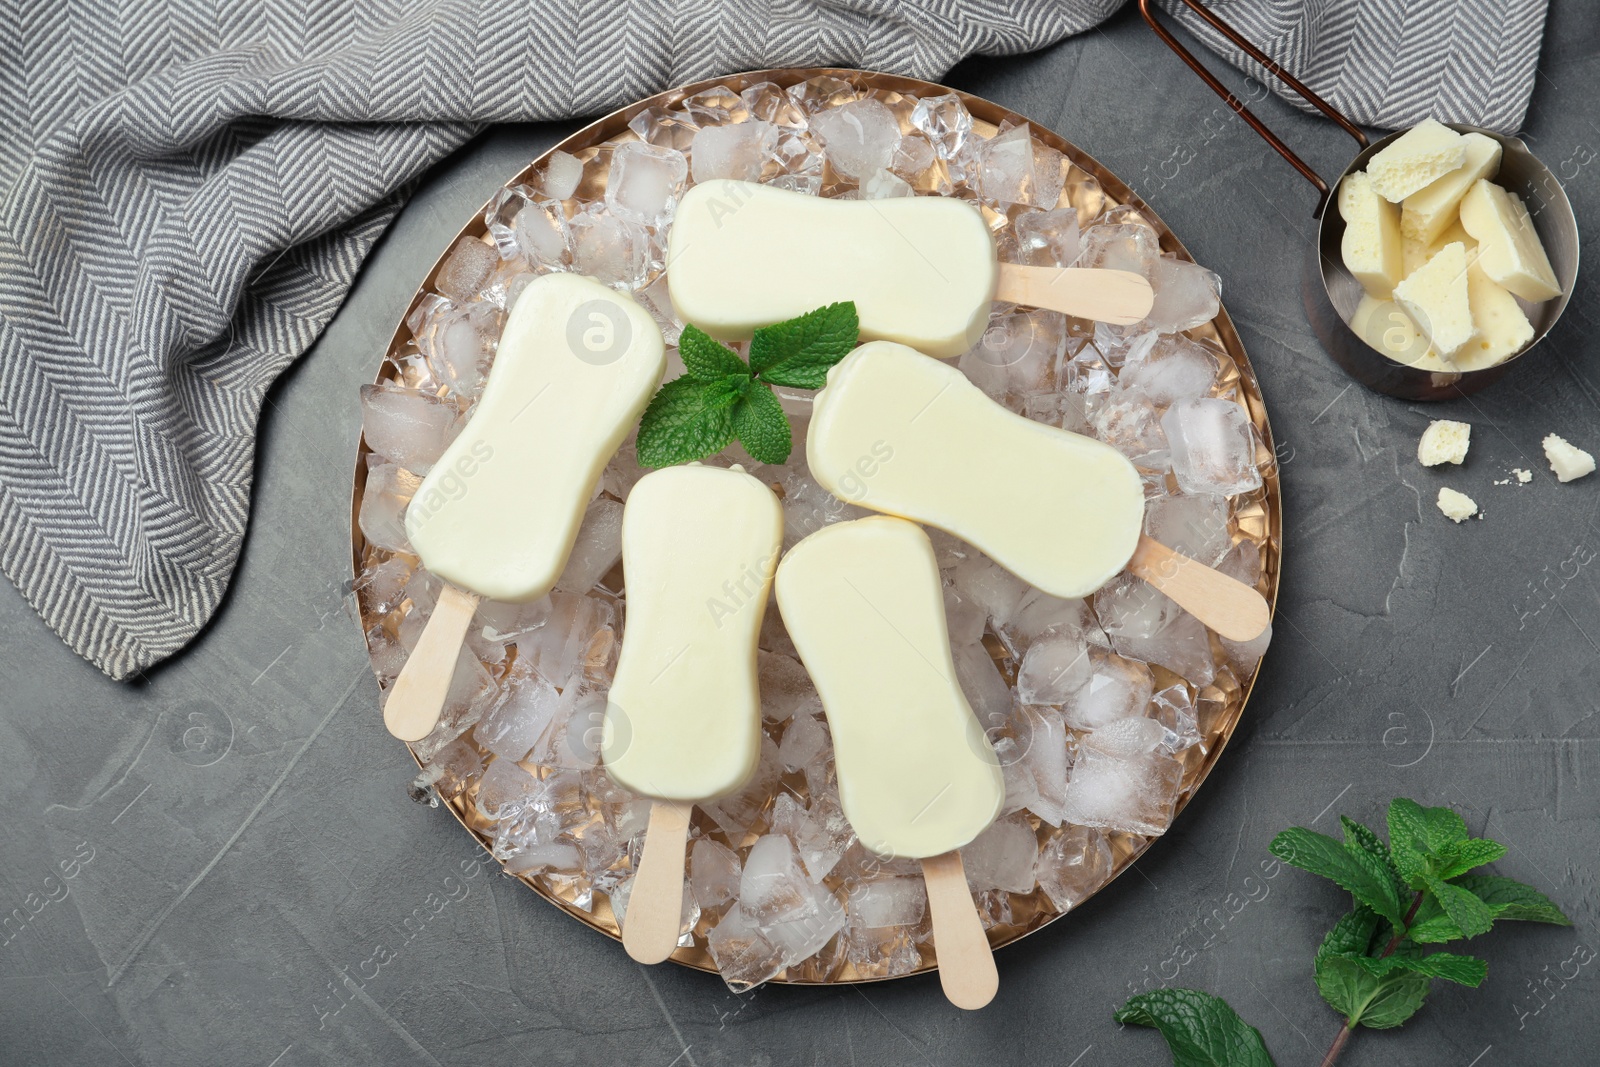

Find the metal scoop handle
[[1138, 0, 1368, 215]]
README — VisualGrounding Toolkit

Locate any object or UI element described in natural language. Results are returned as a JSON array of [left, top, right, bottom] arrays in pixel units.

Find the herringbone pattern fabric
[[0, 0, 1546, 679]]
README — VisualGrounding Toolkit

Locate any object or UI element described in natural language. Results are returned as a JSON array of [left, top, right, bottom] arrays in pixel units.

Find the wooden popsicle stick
[[1126, 534, 1270, 643], [995, 264, 1154, 325], [920, 850, 998, 1010], [622, 800, 694, 964], [383, 584, 481, 742]]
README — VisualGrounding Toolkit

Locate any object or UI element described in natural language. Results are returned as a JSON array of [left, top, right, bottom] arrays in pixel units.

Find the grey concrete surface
[[3, 4, 1598, 1065]]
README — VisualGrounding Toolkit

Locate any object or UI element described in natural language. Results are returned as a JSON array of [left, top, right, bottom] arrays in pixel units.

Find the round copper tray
[[350, 67, 1282, 985]]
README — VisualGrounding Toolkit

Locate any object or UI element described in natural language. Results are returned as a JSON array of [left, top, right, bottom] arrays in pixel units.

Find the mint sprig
[[635, 302, 859, 468], [1117, 796, 1571, 1067]]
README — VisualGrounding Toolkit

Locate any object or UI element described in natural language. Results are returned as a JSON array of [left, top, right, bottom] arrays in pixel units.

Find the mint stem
[[1318, 890, 1426, 1067]]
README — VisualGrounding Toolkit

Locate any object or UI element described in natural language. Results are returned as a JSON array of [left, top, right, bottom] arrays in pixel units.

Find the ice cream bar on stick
[[383, 273, 666, 742], [776, 516, 1004, 1009], [601, 464, 784, 964], [808, 342, 1269, 642], [667, 179, 1153, 359]]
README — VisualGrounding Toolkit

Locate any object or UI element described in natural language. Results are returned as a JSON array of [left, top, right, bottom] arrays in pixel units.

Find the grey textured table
[[4, 6, 1597, 1065]]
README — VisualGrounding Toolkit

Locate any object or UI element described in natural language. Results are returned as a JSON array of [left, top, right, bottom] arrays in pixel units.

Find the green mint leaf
[[1403, 911, 1463, 944], [1350, 951, 1488, 988], [677, 325, 750, 381], [1451, 875, 1572, 926], [1315, 955, 1430, 1029], [1426, 876, 1495, 939], [1317, 906, 1382, 964], [749, 301, 860, 388], [1114, 988, 1275, 1067], [1435, 838, 1509, 880], [1388, 799, 1470, 887], [731, 383, 792, 464], [1269, 827, 1405, 925], [1341, 815, 1406, 896], [635, 376, 743, 468]]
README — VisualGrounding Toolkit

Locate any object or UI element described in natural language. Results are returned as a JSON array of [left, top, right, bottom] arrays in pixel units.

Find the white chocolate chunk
[[406, 274, 665, 601], [1543, 434, 1595, 483], [1393, 242, 1475, 358], [1339, 172, 1403, 298], [1459, 179, 1561, 301], [807, 341, 1145, 598], [668, 179, 996, 359], [1351, 295, 1448, 370], [602, 465, 783, 802], [775, 516, 1004, 858], [1401, 133, 1502, 245], [1437, 487, 1478, 523], [1366, 119, 1468, 202], [1461, 260, 1534, 365], [1417, 420, 1470, 466], [1515, 468, 1533, 483]]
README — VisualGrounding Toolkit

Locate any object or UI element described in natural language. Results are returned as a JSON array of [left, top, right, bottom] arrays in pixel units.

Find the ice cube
[[435, 237, 499, 302], [1112, 608, 1216, 689], [357, 555, 413, 617], [810, 99, 901, 181], [994, 734, 1044, 818], [1016, 633, 1090, 705], [627, 106, 699, 152], [513, 591, 613, 686], [409, 738, 483, 805], [787, 75, 859, 114], [1161, 398, 1262, 496], [977, 124, 1065, 208], [962, 813, 1038, 893], [757, 650, 821, 721], [1060, 718, 1183, 835], [770, 131, 824, 193], [841, 922, 924, 979], [1090, 383, 1169, 468], [503, 841, 583, 876], [1037, 825, 1114, 911], [949, 554, 1028, 627], [1078, 221, 1161, 277], [959, 309, 1066, 400], [762, 880, 847, 969], [1019, 705, 1072, 826], [1094, 572, 1178, 642], [513, 199, 572, 271], [679, 86, 746, 125], [358, 459, 418, 554], [706, 906, 787, 992], [691, 836, 742, 910], [860, 167, 914, 199], [951, 639, 1013, 734], [554, 498, 624, 593], [1143, 491, 1231, 567], [701, 735, 781, 837], [476, 666, 562, 761], [1014, 208, 1082, 267], [605, 142, 689, 227], [691, 119, 779, 184], [740, 82, 808, 129], [909, 93, 972, 159], [1119, 334, 1222, 407], [539, 150, 584, 200], [1145, 257, 1222, 333], [1003, 588, 1104, 652], [360, 384, 461, 476], [411, 298, 499, 398], [569, 205, 653, 290], [1060, 647, 1154, 731], [1151, 682, 1202, 753], [890, 132, 936, 179], [475, 758, 542, 821], [778, 710, 829, 773], [848, 877, 927, 928], [942, 584, 986, 648], [740, 834, 816, 925]]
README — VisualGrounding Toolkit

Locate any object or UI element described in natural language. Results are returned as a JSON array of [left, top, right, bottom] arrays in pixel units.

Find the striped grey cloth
[[0, 0, 1547, 680]]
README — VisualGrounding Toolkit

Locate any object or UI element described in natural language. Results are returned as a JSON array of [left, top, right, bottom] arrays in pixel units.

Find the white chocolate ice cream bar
[[667, 179, 997, 359], [405, 273, 665, 602], [775, 516, 1003, 859], [602, 464, 784, 803], [807, 341, 1146, 599]]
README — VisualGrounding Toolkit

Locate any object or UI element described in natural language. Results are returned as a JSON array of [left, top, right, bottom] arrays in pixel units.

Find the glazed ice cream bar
[[667, 179, 1152, 359], [807, 341, 1146, 599], [775, 516, 1004, 858], [602, 464, 784, 802], [406, 272, 666, 602]]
